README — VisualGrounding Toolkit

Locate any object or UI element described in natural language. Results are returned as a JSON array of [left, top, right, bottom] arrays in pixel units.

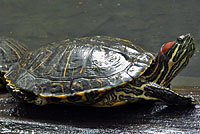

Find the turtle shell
[[5, 36, 154, 104], [0, 37, 27, 91], [0, 37, 27, 72]]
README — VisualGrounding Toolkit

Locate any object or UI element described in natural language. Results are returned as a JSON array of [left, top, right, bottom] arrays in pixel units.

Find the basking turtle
[[5, 34, 195, 106], [0, 37, 27, 91]]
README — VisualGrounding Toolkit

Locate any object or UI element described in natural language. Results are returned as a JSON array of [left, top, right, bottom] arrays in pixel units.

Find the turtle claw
[[183, 96, 196, 105]]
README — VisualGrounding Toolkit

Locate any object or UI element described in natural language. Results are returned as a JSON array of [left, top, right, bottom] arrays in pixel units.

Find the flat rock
[[0, 88, 200, 133]]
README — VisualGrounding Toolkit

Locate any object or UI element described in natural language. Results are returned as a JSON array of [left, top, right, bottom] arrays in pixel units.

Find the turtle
[[4, 33, 195, 106], [0, 37, 28, 91]]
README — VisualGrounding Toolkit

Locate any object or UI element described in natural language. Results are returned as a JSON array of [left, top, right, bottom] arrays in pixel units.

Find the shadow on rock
[[10, 100, 195, 128]]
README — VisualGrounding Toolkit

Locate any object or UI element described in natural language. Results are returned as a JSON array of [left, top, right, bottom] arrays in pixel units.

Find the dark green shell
[[0, 37, 27, 72], [5, 36, 153, 101]]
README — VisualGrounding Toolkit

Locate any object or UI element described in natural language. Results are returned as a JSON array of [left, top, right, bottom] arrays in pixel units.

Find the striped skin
[[5, 34, 195, 106], [0, 37, 28, 90], [93, 81, 193, 107], [142, 34, 195, 87]]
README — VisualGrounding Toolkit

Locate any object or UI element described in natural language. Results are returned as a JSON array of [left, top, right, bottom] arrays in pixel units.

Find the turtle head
[[148, 33, 195, 86], [159, 33, 195, 63]]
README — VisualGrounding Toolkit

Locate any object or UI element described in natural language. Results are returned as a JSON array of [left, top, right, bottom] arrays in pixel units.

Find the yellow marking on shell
[[53, 83, 65, 94], [76, 92, 87, 101], [22, 52, 32, 67], [63, 46, 76, 78], [18, 43, 27, 51], [25, 77, 27, 88], [77, 91, 85, 96], [59, 95, 86, 103], [98, 88, 106, 93], [140, 57, 154, 79], [96, 80, 103, 87], [80, 66, 84, 74], [119, 38, 132, 43], [27, 52, 33, 60], [40, 86, 46, 94], [119, 81, 128, 86], [46, 45, 67, 75], [142, 58, 153, 75], [8, 38, 27, 51], [39, 93, 68, 99], [32, 48, 53, 72], [55, 95, 68, 99], [74, 82, 84, 90], [47, 68, 52, 75], [5, 77, 20, 92], [6, 43, 21, 60]]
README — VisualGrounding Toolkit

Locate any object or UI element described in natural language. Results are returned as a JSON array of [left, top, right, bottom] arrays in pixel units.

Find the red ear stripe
[[161, 41, 175, 54], [154, 41, 176, 73]]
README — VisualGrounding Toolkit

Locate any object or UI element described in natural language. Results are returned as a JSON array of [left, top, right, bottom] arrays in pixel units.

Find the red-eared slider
[[0, 37, 27, 90], [5, 34, 195, 106]]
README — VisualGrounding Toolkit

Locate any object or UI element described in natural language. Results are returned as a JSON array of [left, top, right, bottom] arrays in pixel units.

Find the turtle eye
[[177, 33, 191, 43], [177, 35, 185, 42]]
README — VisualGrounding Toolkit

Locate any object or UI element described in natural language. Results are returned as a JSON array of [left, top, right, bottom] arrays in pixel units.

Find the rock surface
[[0, 88, 199, 133]]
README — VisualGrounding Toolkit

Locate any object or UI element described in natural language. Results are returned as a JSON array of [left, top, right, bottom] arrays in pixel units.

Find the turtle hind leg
[[144, 82, 194, 105], [6, 86, 47, 105], [6, 86, 35, 102]]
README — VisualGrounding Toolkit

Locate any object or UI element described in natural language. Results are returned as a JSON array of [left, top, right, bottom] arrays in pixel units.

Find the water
[[0, 0, 200, 133]]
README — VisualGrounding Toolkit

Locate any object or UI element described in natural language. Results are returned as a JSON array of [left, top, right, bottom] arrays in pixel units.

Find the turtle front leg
[[144, 82, 195, 105], [93, 82, 194, 107]]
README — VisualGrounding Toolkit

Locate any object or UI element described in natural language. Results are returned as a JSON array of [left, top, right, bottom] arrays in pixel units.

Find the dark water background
[[0, 0, 200, 133]]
